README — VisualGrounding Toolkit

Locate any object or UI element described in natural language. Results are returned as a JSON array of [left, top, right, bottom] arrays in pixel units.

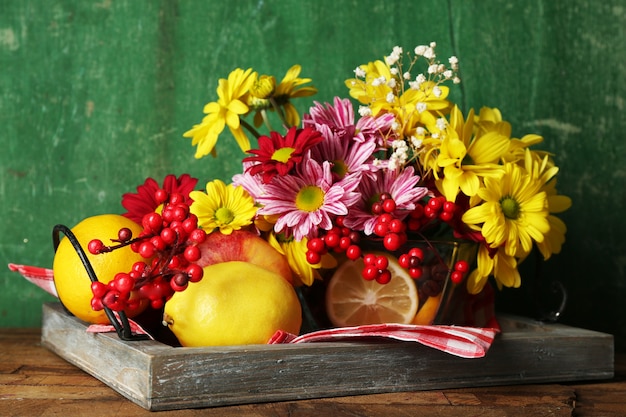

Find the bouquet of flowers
[[175, 42, 570, 290], [99, 42, 571, 335]]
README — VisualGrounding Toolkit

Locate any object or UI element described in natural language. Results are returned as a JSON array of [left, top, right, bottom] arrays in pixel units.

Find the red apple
[[196, 230, 294, 285]]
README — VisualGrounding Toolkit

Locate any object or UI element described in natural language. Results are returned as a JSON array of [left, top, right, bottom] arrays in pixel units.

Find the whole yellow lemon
[[163, 261, 302, 346], [53, 214, 148, 324]]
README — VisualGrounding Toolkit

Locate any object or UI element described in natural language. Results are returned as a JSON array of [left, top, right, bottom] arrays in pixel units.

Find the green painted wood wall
[[1, 0, 625, 349]]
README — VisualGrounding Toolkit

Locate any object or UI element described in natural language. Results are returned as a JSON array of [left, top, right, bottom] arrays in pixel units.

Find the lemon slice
[[325, 254, 419, 327], [412, 293, 442, 325]]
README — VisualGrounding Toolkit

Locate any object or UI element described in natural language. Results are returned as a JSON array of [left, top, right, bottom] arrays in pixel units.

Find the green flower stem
[[239, 118, 262, 140], [269, 97, 289, 128], [260, 109, 273, 132]]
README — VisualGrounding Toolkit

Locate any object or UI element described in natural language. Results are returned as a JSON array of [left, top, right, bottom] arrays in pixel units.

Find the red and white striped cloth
[[9, 263, 499, 358], [268, 323, 497, 358]]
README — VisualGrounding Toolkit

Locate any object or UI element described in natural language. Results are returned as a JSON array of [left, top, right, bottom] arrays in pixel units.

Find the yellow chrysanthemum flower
[[189, 180, 257, 235], [462, 159, 550, 258], [183, 68, 256, 158], [523, 150, 572, 260], [345, 60, 395, 116], [435, 106, 509, 201], [272, 65, 317, 127]]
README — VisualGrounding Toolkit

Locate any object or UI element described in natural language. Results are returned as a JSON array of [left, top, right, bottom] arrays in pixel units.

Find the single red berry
[[382, 198, 397, 213], [362, 265, 379, 281], [324, 232, 340, 248], [376, 270, 392, 284], [454, 260, 470, 273], [189, 228, 206, 244], [339, 236, 352, 250], [363, 253, 377, 266], [138, 241, 155, 258], [373, 222, 388, 237], [102, 290, 122, 310], [172, 205, 188, 222], [306, 250, 322, 264], [132, 261, 146, 273], [408, 247, 424, 260], [161, 206, 174, 224], [371, 201, 383, 215], [167, 255, 182, 270], [87, 239, 104, 254], [383, 233, 401, 251], [345, 245, 362, 260], [150, 235, 166, 252], [335, 216, 345, 227], [428, 197, 444, 210], [182, 217, 198, 234], [117, 227, 133, 242], [91, 297, 104, 311], [439, 211, 454, 222], [183, 245, 201, 262], [409, 267, 423, 279], [388, 218, 405, 233], [399, 253, 410, 268], [160, 227, 177, 245], [113, 273, 134, 294], [143, 212, 163, 233], [378, 213, 393, 224], [450, 270, 464, 284], [168, 193, 184, 205], [186, 264, 203, 282], [91, 281, 108, 298], [443, 201, 456, 213], [408, 256, 422, 268], [307, 237, 326, 253], [155, 188, 168, 204], [170, 273, 189, 292]]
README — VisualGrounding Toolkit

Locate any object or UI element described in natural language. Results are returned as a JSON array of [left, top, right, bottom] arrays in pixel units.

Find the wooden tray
[[41, 302, 614, 411]]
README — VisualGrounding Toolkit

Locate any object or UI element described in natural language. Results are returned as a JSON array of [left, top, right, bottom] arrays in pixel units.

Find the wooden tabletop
[[1, 328, 624, 416]]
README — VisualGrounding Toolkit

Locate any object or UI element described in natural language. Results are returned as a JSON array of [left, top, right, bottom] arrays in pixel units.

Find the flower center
[[295, 185, 325, 212], [272, 147, 296, 163], [331, 159, 349, 179], [215, 207, 235, 224], [500, 196, 520, 219], [462, 153, 474, 166]]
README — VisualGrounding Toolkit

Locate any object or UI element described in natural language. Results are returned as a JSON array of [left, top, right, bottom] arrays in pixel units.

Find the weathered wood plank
[[40, 302, 613, 411]]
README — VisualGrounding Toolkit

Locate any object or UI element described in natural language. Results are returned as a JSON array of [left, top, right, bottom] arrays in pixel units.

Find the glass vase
[[297, 239, 495, 332]]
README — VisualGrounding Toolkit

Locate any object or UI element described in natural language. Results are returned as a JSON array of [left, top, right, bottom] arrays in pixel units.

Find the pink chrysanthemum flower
[[121, 174, 198, 224], [255, 158, 361, 241], [304, 96, 395, 145], [343, 166, 428, 235], [304, 97, 379, 181]]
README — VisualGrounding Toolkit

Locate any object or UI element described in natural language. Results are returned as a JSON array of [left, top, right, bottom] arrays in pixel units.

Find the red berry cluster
[[451, 260, 470, 284], [398, 247, 425, 279], [362, 253, 392, 284], [88, 190, 206, 312], [306, 216, 362, 264], [371, 193, 408, 251], [406, 196, 458, 232]]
